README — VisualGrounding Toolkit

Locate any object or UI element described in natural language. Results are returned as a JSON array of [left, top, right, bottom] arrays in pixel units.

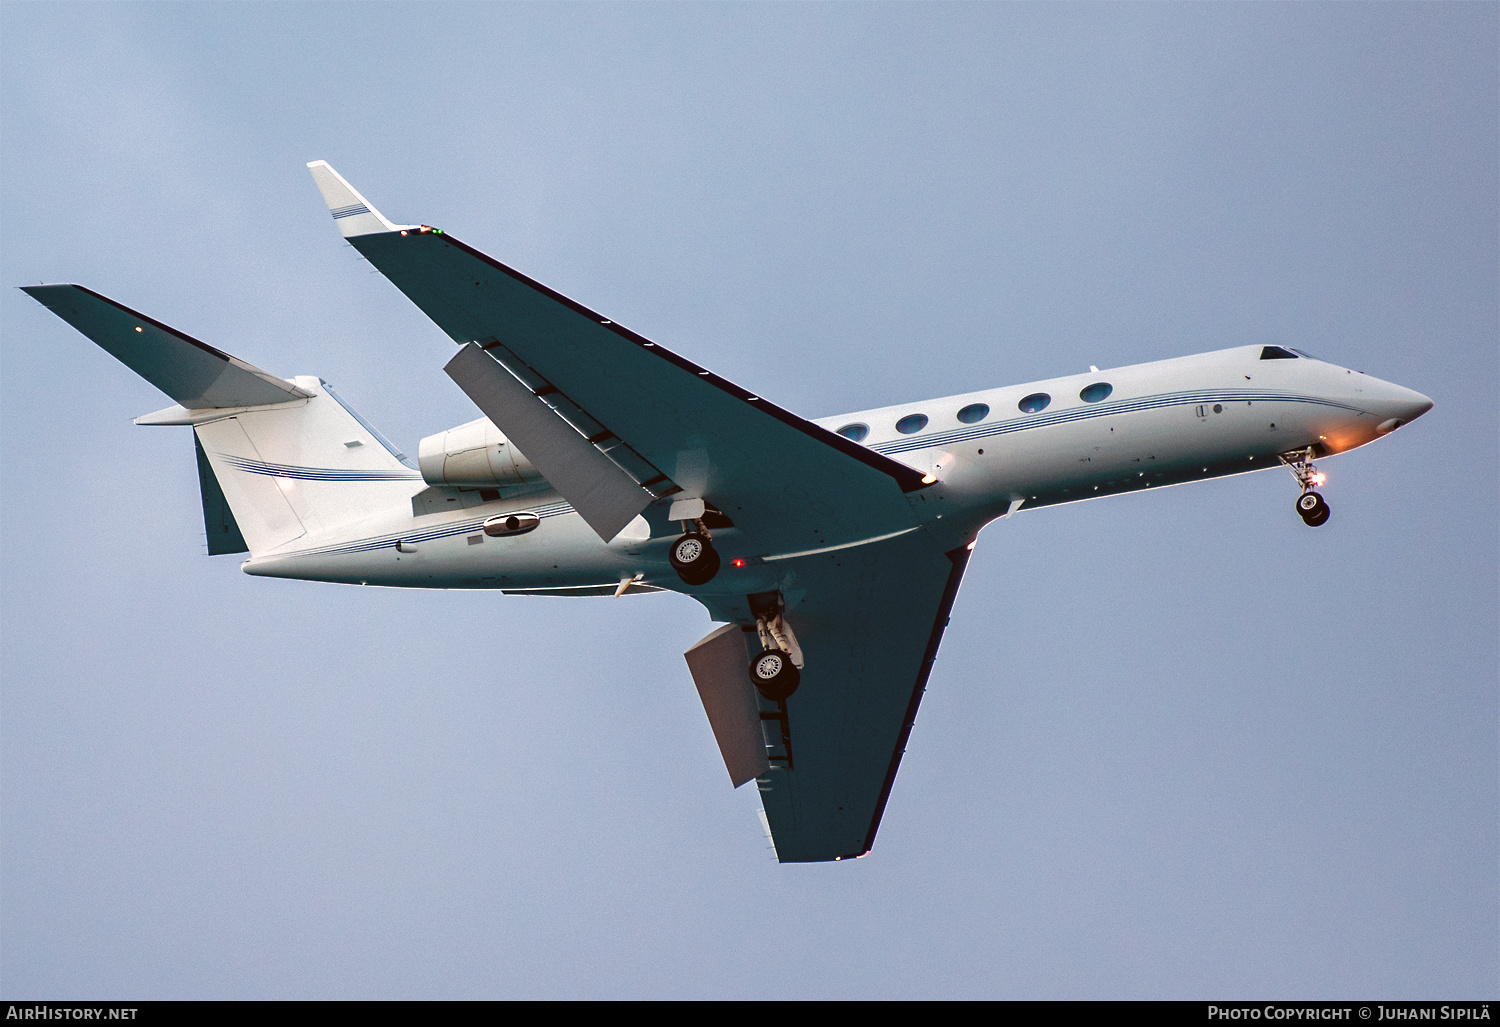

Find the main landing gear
[[1281, 447, 1331, 527], [669, 522, 720, 585], [748, 603, 804, 701]]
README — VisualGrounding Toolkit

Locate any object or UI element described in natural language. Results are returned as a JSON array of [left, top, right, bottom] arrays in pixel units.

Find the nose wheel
[[1281, 447, 1331, 528], [1296, 490, 1330, 527]]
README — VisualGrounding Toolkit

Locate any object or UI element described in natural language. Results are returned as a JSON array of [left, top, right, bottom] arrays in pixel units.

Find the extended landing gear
[[748, 600, 804, 701], [669, 527, 720, 585], [1296, 490, 1330, 527], [750, 648, 799, 701], [1281, 447, 1331, 528]]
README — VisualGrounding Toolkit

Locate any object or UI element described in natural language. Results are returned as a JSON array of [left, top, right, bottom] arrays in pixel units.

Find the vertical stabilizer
[[191, 381, 424, 556], [194, 435, 248, 555]]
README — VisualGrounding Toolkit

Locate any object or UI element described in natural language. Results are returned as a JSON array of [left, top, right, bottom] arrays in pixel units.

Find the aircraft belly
[[963, 399, 1343, 510]]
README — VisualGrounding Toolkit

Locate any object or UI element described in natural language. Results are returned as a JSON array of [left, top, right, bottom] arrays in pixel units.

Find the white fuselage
[[242, 345, 1431, 594]]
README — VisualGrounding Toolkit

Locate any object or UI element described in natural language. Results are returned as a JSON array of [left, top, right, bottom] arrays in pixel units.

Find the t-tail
[[21, 284, 423, 558]]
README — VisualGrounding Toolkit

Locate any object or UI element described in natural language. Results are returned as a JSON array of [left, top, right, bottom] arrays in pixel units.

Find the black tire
[[1304, 504, 1331, 527], [1296, 491, 1328, 518], [669, 532, 720, 585], [749, 649, 800, 701]]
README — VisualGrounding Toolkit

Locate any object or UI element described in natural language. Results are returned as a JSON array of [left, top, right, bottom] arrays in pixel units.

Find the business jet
[[21, 162, 1432, 863]]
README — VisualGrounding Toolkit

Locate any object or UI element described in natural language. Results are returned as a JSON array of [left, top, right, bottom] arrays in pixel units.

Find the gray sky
[[2, 2, 1495, 999]]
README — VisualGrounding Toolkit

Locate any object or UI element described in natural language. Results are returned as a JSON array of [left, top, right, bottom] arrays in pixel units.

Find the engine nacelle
[[417, 417, 545, 489]]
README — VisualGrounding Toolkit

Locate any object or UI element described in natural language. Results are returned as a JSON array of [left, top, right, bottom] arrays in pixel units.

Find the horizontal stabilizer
[[306, 161, 412, 238], [21, 284, 309, 408]]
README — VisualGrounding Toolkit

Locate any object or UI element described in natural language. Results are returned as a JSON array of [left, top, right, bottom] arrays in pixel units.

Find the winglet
[[306, 160, 413, 238]]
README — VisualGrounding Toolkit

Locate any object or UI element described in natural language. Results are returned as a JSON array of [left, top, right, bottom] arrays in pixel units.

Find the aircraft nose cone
[[1404, 391, 1434, 420], [1374, 386, 1432, 435]]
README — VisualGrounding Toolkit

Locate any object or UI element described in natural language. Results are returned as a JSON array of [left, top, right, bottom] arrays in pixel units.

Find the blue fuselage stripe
[[220, 455, 422, 481]]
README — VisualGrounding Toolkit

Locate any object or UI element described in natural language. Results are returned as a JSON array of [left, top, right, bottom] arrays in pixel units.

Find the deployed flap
[[741, 530, 972, 863], [684, 624, 770, 788], [194, 435, 249, 555], [313, 185, 933, 555], [22, 285, 309, 408], [445, 342, 653, 542]]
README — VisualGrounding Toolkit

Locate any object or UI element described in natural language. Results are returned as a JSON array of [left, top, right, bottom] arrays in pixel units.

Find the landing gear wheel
[[669, 531, 720, 585], [749, 649, 800, 701], [1296, 491, 1330, 527]]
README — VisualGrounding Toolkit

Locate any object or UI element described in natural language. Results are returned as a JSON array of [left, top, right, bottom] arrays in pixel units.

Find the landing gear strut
[[1281, 447, 1331, 527], [669, 519, 720, 585], [748, 603, 804, 701]]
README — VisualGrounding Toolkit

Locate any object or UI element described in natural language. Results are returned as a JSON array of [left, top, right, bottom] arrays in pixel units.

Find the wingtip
[[20, 283, 76, 300], [305, 160, 410, 238]]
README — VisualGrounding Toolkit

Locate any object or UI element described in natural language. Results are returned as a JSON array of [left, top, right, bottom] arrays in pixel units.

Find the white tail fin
[[193, 380, 424, 556], [28, 283, 423, 559]]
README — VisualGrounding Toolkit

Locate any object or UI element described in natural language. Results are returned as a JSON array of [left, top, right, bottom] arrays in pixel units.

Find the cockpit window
[[1290, 348, 1318, 359], [1260, 346, 1298, 360], [836, 423, 869, 443]]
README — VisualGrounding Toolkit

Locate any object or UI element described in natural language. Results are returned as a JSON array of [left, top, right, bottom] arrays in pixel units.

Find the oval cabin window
[[957, 403, 990, 424], [895, 413, 929, 434], [1018, 393, 1051, 414], [1079, 382, 1113, 403], [836, 423, 869, 443]]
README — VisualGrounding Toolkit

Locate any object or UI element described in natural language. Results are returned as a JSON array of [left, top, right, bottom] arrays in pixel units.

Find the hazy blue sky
[[2, 2, 1495, 999]]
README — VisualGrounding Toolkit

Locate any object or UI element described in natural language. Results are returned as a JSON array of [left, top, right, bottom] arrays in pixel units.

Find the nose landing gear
[[1281, 447, 1331, 527], [1296, 489, 1330, 527]]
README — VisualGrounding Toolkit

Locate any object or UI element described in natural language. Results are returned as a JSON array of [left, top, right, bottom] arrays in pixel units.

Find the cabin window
[[1018, 393, 1051, 414], [1079, 382, 1113, 403], [895, 413, 929, 434], [1260, 346, 1298, 360], [957, 403, 990, 424], [836, 423, 869, 443]]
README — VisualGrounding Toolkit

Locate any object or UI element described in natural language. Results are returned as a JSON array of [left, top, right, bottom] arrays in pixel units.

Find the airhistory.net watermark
[[5, 1008, 137, 1021]]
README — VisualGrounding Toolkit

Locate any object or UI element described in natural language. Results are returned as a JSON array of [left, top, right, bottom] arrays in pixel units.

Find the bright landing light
[[1310, 472, 1327, 486]]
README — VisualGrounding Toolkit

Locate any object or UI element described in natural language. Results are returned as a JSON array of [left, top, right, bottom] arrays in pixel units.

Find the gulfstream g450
[[22, 162, 1432, 863]]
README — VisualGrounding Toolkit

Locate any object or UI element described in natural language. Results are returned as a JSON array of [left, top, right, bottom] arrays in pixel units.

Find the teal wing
[[347, 228, 929, 554], [752, 531, 971, 862], [305, 167, 968, 863], [356, 227, 969, 862]]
